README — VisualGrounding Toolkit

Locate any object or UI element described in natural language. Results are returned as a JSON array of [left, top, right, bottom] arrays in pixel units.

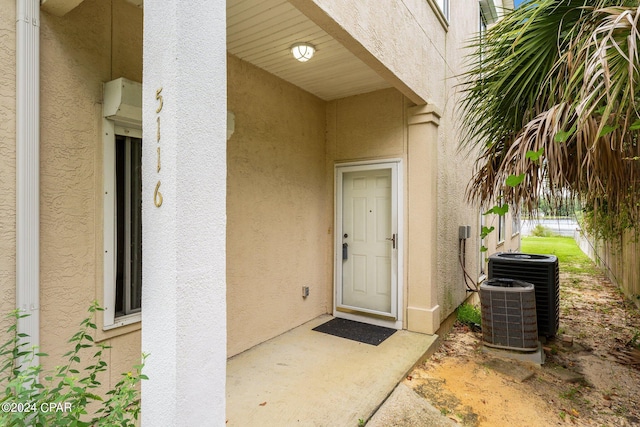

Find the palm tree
[[460, 0, 640, 236]]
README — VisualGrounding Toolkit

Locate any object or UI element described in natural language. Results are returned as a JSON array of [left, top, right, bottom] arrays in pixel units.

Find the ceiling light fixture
[[291, 42, 316, 62]]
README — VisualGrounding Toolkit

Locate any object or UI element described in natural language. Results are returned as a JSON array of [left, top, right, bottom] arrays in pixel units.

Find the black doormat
[[312, 318, 396, 346]]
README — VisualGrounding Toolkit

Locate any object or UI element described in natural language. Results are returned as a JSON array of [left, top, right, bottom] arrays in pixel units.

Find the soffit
[[227, 0, 391, 101]]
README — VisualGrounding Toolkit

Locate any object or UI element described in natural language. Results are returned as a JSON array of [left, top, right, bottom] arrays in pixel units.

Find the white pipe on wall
[[16, 0, 40, 366]]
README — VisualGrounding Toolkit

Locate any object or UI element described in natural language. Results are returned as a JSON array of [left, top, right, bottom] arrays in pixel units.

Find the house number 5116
[[154, 87, 163, 208]]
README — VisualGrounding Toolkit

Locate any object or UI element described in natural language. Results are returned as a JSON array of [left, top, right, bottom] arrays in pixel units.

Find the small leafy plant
[[0, 301, 147, 426], [456, 303, 481, 328]]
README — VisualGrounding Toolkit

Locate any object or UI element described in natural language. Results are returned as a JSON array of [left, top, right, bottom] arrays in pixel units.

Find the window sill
[[97, 313, 141, 343], [103, 312, 141, 331]]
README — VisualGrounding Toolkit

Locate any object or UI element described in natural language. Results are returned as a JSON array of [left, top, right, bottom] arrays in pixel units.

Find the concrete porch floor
[[226, 314, 440, 426]]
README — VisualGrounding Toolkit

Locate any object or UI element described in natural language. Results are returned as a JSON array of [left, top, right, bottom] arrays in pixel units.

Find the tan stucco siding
[[327, 89, 407, 162], [434, 2, 521, 317], [227, 54, 329, 357], [37, 0, 142, 391], [0, 0, 17, 335], [437, 0, 483, 290]]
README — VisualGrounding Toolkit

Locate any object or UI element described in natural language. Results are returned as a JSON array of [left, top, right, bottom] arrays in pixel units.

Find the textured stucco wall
[[36, 0, 142, 394], [435, 2, 520, 317], [0, 0, 17, 336], [327, 89, 407, 162], [227, 54, 329, 357], [141, 1, 227, 422]]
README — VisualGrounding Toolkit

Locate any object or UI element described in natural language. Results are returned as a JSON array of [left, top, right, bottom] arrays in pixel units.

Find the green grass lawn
[[521, 236, 597, 275]]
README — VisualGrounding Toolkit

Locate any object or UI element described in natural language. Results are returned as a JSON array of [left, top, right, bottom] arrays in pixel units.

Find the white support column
[[142, 1, 227, 425], [16, 0, 40, 364]]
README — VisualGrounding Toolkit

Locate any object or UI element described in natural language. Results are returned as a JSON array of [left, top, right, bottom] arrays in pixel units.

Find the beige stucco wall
[[0, 0, 144, 394], [226, 54, 330, 357], [327, 89, 407, 162], [434, 2, 520, 316]]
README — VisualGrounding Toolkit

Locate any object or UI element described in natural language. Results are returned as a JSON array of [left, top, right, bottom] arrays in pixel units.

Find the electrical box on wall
[[302, 286, 310, 298], [459, 225, 471, 240]]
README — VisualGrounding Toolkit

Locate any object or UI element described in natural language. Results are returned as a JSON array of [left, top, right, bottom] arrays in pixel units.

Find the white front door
[[335, 162, 401, 323]]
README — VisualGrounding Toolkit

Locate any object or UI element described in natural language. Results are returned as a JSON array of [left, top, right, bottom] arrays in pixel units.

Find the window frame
[[480, 9, 487, 59], [427, 0, 449, 29], [115, 134, 143, 318], [436, 0, 449, 21], [498, 212, 506, 244], [511, 210, 521, 237], [103, 120, 143, 330], [479, 208, 487, 277]]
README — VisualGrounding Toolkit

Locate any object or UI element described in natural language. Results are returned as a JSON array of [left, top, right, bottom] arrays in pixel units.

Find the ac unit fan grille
[[480, 279, 538, 351]]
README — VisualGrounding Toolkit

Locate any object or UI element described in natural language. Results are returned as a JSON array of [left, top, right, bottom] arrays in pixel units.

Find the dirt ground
[[405, 267, 640, 426]]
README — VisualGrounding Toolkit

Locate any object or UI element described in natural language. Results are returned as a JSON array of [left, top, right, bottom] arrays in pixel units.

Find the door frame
[[334, 159, 404, 329]]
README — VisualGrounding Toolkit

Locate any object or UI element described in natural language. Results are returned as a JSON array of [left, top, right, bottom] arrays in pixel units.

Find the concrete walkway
[[367, 383, 457, 427], [226, 314, 444, 426]]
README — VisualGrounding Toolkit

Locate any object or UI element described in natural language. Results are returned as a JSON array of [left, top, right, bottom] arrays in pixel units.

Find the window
[[115, 135, 142, 317], [104, 132, 143, 329], [436, 0, 449, 20], [498, 213, 506, 243], [480, 10, 487, 59], [511, 210, 521, 236], [103, 78, 143, 330]]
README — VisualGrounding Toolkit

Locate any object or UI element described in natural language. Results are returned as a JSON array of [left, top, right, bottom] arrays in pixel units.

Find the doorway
[[335, 161, 402, 328]]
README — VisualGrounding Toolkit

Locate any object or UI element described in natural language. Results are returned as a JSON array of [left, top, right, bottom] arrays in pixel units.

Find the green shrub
[[530, 224, 556, 237], [0, 301, 147, 426], [456, 303, 481, 327]]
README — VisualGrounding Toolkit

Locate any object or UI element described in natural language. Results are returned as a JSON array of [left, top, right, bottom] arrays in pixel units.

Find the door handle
[[386, 234, 396, 249]]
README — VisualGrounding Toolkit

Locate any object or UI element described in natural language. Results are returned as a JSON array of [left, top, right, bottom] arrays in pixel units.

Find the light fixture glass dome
[[291, 42, 316, 62]]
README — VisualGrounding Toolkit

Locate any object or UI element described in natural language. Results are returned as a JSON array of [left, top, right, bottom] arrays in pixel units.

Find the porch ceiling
[[227, 0, 392, 101]]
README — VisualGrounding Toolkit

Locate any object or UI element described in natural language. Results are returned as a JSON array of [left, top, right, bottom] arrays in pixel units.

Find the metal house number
[[154, 87, 163, 208]]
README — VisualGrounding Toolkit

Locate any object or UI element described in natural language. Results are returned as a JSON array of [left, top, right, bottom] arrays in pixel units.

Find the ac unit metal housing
[[480, 278, 538, 351], [488, 252, 560, 337]]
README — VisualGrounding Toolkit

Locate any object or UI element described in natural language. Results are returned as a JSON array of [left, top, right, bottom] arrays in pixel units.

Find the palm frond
[[459, 0, 640, 230]]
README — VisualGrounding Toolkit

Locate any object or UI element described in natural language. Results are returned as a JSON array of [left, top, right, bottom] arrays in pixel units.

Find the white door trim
[[334, 159, 404, 329]]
